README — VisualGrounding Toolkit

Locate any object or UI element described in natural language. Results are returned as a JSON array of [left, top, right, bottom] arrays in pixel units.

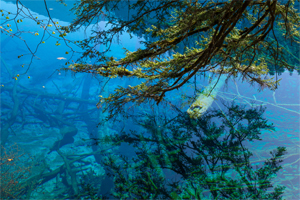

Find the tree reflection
[[98, 103, 286, 199]]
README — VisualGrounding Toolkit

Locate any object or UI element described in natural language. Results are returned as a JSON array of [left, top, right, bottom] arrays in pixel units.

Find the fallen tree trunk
[[1, 82, 20, 146], [21, 144, 119, 198], [2, 86, 98, 105]]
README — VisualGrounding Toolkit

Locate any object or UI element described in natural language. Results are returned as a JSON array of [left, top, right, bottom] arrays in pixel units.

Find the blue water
[[1, 1, 299, 199]]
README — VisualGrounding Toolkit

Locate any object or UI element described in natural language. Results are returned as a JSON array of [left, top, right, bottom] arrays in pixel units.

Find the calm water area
[[1, 0, 299, 199]]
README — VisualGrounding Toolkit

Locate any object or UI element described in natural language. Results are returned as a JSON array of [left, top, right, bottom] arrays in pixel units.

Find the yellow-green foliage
[[62, 0, 300, 117]]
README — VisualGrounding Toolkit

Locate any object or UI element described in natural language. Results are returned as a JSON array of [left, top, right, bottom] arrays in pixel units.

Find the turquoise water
[[1, 1, 299, 199]]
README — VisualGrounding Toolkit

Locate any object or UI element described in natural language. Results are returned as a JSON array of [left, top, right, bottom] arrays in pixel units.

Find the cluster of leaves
[[0, 144, 34, 199], [61, 0, 300, 118], [99, 103, 286, 199], [72, 169, 104, 200]]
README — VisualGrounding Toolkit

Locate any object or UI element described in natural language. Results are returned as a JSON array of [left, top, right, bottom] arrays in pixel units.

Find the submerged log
[[48, 126, 78, 154], [2, 86, 98, 105], [1, 82, 20, 146]]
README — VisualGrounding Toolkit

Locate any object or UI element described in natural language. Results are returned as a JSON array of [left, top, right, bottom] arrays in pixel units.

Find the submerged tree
[[98, 103, 286, 199]]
